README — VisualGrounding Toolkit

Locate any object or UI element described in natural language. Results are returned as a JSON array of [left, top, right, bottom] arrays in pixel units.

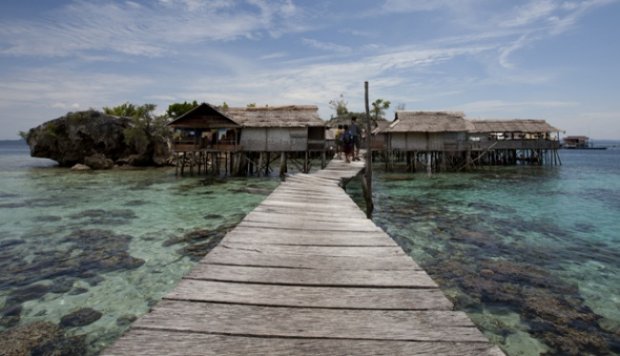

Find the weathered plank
[[202, 248, 421, 270], [244, 211, 378, 227], [165, 280, 452, 310], [218, 243, 406, 257], [104, 158, 504, 355], [186, 264, 437, 287], [132, 300, 488, 342], [252, 205, 367, 218], [237, 219, 383, 232], [223, 228, 398, 246], [105, 329, 505, 356]]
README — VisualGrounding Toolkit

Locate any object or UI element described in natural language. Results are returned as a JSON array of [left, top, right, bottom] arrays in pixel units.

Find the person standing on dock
[[335, 125, 344, 159], [341, 124, 354, 163], [350, 116, 360, 161]]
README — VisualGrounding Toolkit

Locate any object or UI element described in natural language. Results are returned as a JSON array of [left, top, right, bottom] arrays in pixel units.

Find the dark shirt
[[349, 122, 360, 137]]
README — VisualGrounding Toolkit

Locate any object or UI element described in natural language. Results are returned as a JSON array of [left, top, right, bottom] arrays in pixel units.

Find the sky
[[1, 0, 619, 139]]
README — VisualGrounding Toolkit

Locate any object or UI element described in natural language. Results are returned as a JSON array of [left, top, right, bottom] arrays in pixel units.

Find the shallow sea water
[[0, 143, 279, 354], [349, 148, 620, 355], [3, 140, 620, 355]]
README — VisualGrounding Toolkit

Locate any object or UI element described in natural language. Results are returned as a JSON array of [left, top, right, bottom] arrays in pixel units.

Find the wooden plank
[[202, 248, 420, 270], [166, 280, 453, 310], [244, 211, 377, 227], [105, 329, 504, 356], [103, 158, 504, 356], [223, 229, 398, 246], [131, 300, 488, 342], [218, 243, 407, 257], [186, 264, 437, 287], [237, 220, 382, 232]]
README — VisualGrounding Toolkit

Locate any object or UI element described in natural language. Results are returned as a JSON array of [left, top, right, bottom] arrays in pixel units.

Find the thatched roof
[[224, 105, 324, 128], [470, 120, 560, 133], [168, 103, 239, 129], [372, 120, 392, 135], [384, 111, 474, 133]]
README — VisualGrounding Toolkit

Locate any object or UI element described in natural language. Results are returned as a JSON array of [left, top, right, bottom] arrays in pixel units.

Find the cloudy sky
[[1, 0, 619, 139]]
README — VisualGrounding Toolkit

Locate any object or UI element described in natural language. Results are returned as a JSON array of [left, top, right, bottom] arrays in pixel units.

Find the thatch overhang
[[372, 120, 391, 135], [224, 105, 325, 128], [168, 103, 240, 129], [470, 119, 561, 133], [384, 111, 474, 133]]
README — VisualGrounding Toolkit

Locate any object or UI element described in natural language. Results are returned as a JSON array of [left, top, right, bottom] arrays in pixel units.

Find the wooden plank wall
[[105, 159, 504, 356]]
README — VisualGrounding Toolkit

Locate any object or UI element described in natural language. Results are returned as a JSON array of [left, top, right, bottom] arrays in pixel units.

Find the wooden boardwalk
[[105, 159, 503, 355]]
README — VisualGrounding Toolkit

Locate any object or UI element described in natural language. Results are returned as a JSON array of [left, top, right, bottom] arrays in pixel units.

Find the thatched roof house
[[383, 111, 473, 151], [168, 103, 239, 129], [224, 106, 324, 128], [223, 105, 326, 152], [470, 120, 560, 134], [385, 111, 475, 133]]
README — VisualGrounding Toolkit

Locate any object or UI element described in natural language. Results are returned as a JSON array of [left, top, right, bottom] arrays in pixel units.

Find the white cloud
[[0, 0, 300, 58], [502, 0, 558, 28], [302, 38, 351, 53], [498, 35, 532, 69]]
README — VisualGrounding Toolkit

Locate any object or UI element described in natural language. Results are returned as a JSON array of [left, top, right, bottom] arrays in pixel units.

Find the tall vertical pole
[[364, 81, 374, 218]]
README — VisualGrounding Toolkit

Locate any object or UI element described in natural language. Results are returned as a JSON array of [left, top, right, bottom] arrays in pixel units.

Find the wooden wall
[[240, 128, 308, 152]]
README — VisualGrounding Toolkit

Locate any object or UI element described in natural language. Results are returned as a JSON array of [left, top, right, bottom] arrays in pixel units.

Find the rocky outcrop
[[25, 110, 171, 168]]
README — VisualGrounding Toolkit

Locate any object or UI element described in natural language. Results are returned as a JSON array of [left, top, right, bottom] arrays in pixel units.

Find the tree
[[218, 102, 229, 111], [396, 103, 406, 111], [103, 102, 163, 153], [166, 100, 198, 118], [371, 98, 391, 121], [329, 93, 349, 117], [246, 103, 256, 108]]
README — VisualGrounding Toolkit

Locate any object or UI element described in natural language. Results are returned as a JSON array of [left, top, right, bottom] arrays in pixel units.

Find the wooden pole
[[364, 81, 374, 219]]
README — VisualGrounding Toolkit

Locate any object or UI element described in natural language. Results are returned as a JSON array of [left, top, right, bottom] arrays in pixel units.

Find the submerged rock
[[0, 321, 86, 356], [164, 225, 233, 261], [426, 256, 620, 355], [116, 314, 137, 327], [60, 307, 103, 328]]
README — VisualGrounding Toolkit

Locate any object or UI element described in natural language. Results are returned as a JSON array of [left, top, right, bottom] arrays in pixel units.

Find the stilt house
[[168, 103, 327, 176], [468, 119, 561, 165], [224, 105, 325, 152], [381, 111, 473, 171], [384, 111, 473, 151]]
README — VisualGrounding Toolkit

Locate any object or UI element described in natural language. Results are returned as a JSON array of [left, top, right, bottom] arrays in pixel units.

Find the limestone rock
[[84, 153, 114, 169], [71, 163, 91, 171], [25, 110, 172, 168]]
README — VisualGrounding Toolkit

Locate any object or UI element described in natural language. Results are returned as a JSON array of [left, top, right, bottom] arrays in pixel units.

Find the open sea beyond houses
[[1, 139, 620, 355]]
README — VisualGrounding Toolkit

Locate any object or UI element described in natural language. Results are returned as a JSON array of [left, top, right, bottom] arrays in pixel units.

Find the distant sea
[[2, 139, 620, 355]]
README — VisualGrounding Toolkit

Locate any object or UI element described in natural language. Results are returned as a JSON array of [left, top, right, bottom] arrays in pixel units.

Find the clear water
[[348, 146, 620, 355], [0, 142, 279, 354], [3, 139, 620, 355]]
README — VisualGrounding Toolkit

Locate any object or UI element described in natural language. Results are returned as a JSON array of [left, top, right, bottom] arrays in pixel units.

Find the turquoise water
[[349, 147, 620, 355], [3, 139, 620, 355], [0, 142, 279, 354]]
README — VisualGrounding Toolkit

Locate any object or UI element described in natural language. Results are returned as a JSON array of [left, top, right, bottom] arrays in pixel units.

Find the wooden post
[[279, 152, 287, 180], [304, 150, 309, 173], [364, 81, 374, 219]]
